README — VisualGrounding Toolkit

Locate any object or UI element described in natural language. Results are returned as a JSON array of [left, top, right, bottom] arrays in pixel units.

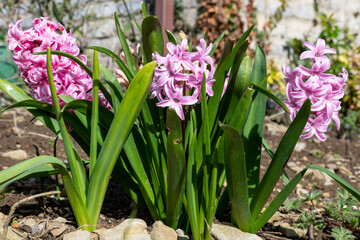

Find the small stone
[[53, 217, 68, 223], [0, 223, 25, 240], [100, 219, 150, 240], [63, 229, 91, 240], [339, 166, 353, 176], [50, 224, 68, 237], [323, 192, 330, 198], [278, 222, 307, 238], [176, 229, 190, 240], [33, 119, 44, 126], [150, 221, 177, 240], [15, 144, 21, 148], [268, 211, 283, 223], [296, 188, 309, 196], [294, 142, 306, 152], [1, 150, 28, 161], [211, 224, 262, 240]]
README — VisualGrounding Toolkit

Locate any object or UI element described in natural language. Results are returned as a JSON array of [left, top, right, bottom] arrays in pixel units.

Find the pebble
[[278, 222, 307, 238], [99, 218, 150, 240], [211, 223, 262, 240], [1, 150, 28, 161], [150, 221, 177, 240], [63, 229, 91, 240], [176, 229, 190, 240], [294, 142, 306, 152]]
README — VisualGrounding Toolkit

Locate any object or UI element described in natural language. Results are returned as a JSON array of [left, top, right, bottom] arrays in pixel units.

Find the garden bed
[[0, 107, 359, 239]]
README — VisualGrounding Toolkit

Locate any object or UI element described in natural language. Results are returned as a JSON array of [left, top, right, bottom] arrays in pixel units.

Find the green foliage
[[325, 190, 360, 229], [331, 227, 356, 240], [293, 211, 325, 231]]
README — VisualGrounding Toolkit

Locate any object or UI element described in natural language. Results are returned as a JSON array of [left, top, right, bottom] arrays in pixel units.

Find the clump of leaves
[[325, 190, 360, 229], [293, 211, 325, 231], [284, 191, 322, 211], [309, 149, 325, 159], [331, 227, 356, 240]]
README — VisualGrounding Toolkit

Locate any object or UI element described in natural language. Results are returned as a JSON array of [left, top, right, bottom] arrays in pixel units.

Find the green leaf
[[86, 61, 157, 226], [165, 30, 177, 45], [223, 56, 252, 123], [228, 88, 253, 132], [4, 100, 54, 113], [209, 32, 225, 57], [89, 46, 134, 81], [89, 50, 100, 178], [0, 156, 92, 231], [142, 2, 148, 17], [46, 48, 88, 202], [250, 99, 311, 220], [142, 16, 164, 63], [99, 65, 124, 112], [114, 12, 137, 76], [185, 130, 200, 240], [242, 46, 267, 200], [252, 84, 290, 113], [166, 109, 186, 229], [221, 124, 252, 232], [253, 164, 360, 232]]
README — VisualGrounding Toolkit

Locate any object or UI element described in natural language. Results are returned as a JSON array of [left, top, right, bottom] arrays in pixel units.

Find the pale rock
[[296, 188, 309, 196], [287, 161, 303, 173], [1, 150, 28, 161], [50, 224, 68, 237], [100, 218, 150, 240], [211, 224, 262, 240], [0, 223, 26, 240], [266, 122, 288, 134], [278, 222, 307, 238], [326, 163, 338, 171], [294, 142, 306, 152], [339, 166, 353, 176], [0, 212, 7, 223], [33, 119, 44, 126], [150, 221, 177, 240], [63, 229, 91, 240], [53, 217, 68, 223], [176, 229, 189, 240], [268, 211, 283, 223], [323, 192, 330, 198]]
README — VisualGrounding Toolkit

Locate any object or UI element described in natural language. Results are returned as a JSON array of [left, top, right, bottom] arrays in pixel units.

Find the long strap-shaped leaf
[[46, 48, 88, 203], [0, 156, 91, 231], [166, 109, 186, 229], [221, 124, 253, 232], [250, 99, 311, 219], [142, 16, 164, 63], [253, 164, 360, 233], [242, 46, 267, 201], [114, 12, 137, 76], [86, 61, 157, 225], [89, 50, 100, 177]]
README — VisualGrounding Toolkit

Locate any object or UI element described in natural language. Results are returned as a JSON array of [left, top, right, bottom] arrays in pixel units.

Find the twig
[[265, 110, 285, 121], [1, 190, 61, 240], [308, 224, 314, 240], [28, 132, 55, 139]]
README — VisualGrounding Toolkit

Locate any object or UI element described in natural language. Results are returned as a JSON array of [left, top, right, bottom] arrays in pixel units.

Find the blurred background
[[0, 0, 359, 137]]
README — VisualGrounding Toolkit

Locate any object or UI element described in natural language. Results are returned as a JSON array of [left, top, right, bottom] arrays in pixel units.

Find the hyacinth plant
[[0, 3, 360, 239]]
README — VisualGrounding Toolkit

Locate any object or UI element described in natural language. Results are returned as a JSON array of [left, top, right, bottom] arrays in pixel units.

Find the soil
[[0, 105, 359, 239]]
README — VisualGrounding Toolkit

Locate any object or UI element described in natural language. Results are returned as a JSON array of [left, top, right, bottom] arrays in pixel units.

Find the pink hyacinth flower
[[8, 17, 109, 109], [151, 38, 217, 120], [283, 38, 346, 141]]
